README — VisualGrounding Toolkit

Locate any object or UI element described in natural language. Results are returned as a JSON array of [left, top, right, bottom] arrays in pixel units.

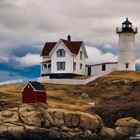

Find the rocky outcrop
[[0, 103, 140, 140]]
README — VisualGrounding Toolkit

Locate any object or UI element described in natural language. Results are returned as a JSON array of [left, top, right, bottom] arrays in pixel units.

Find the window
[[57, 62, 65, 70], [80, 51, 82, 60], [80, 63, 82, 70], [126, 63, 129, 68], [57, 49, 65, 57], [102, 64, 106, 71], [123, 24, 126, 28], [48, 64, 51, 68], [44, 64, 47, 68], [73, 62, 76, 71]]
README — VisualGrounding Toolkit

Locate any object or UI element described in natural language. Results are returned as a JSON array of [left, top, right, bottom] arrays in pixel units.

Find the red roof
[[41, 39, 83, 56], [41, 42, 57, 56]]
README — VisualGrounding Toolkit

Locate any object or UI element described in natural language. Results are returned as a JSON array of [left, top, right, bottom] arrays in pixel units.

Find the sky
[[0, 0, 140, 82]]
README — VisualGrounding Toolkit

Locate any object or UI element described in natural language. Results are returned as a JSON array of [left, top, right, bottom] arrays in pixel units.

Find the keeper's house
[[40, 35, 88, 78]]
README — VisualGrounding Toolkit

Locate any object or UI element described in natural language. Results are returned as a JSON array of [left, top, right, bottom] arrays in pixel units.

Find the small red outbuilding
[[22, 81, 46, 103]]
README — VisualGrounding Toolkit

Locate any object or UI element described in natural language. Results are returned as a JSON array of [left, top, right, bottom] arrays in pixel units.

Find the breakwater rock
[[0, 103, 140, 140]]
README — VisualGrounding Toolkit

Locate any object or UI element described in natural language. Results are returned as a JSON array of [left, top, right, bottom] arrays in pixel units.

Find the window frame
[[57, 62, 65, 70], [80, 51, 82, 60], [57, 49, 66, 57], [73, 62, 76, 71], [80, 63, 82, 70], [126, 63, 129, 68]]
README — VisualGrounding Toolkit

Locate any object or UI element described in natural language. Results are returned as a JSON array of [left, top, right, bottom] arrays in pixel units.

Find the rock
[[2, 104, 140, 140], [115, 126, 135, 138], [48, 109, 64, 127], [99, 127, 116, 139], [65, 112, 73, 127], [115, 117, 140, 127], [79, 112, 101, 130], [84, 130, 92, 137], [19, 104, 44, 127], [71, 114, 80, 127], [36, 127, 49, 138], [7, 126, 27, 140], [124, 80, 129, 85], [0, 109, 20, 125], [27, 133, 43, 140], [0, 125, 7, 137], [61, 125, 70, 132], [24, 125, 36, 133], [112, 79, 121, 84], [77, 96, 82, 99], [81, 93, 89, 98], [2, 111, 13, 118], [44, 111, 54, 126], [115, 117, 140, 138], [48, 130, 61, 140]]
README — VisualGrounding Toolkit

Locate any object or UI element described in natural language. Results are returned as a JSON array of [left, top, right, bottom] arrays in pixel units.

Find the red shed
[[22, 81, 46, 103]]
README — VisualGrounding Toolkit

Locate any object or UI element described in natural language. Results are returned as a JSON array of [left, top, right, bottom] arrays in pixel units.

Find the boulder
[[115, 117, 140, 138], [7, 126, 27, 140], [79, 112, 101, 130], [99, 127, 116, 139], [115, 117, 140, 127], [19, 104, 44, 127]]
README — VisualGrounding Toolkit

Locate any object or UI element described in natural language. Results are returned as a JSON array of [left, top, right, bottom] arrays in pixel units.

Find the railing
[[116, 26, 138, 33], [37, 68, 116, 85], [0, 79, 23, 86]]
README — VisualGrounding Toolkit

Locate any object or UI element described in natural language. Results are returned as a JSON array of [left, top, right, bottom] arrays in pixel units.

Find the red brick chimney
[[67, 35, 71, 42]]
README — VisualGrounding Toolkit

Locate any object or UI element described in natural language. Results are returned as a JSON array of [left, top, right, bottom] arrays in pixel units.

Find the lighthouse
[[116, 18, 138, 71]]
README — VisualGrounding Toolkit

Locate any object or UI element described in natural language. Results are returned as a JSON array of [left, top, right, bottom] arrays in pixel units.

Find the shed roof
[[29, 81, 46, 91]]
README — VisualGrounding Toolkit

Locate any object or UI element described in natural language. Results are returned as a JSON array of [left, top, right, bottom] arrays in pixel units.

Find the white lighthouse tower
[[116, 18, 138, 70]]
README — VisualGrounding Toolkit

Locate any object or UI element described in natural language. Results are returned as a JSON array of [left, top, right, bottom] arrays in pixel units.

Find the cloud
[[86, 46, 118, 65], [15, 53, 41, 67], [103, 44, 112, 49], [0, 53, 9, 62], [0, 0, 140, 80]]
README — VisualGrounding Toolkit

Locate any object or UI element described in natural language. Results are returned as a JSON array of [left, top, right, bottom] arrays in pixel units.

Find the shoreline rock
[[0, 103, 140, 140]]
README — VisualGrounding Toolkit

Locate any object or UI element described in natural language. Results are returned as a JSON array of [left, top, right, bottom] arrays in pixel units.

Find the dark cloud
[[11, 45, 41, 57]]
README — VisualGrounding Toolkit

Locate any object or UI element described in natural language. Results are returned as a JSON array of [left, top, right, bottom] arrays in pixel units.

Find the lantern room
[[116, 18, 138, 34], [122, 18, 132, 32]]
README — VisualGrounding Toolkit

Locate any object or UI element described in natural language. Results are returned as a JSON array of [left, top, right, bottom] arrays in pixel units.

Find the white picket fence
[[0, 79, 23, 86], [37, 68, 116, 85]]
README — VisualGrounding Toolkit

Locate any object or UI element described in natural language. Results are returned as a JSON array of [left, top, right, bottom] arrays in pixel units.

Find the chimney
[[67, 34, 71, 42]]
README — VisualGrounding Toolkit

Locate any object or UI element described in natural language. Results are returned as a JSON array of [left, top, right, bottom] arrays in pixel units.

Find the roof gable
[[61, 39, 83, 55], [41, 36, 88, 58]]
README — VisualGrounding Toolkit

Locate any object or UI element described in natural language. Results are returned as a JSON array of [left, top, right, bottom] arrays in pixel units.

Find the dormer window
[[57, 49, 65, 57]]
